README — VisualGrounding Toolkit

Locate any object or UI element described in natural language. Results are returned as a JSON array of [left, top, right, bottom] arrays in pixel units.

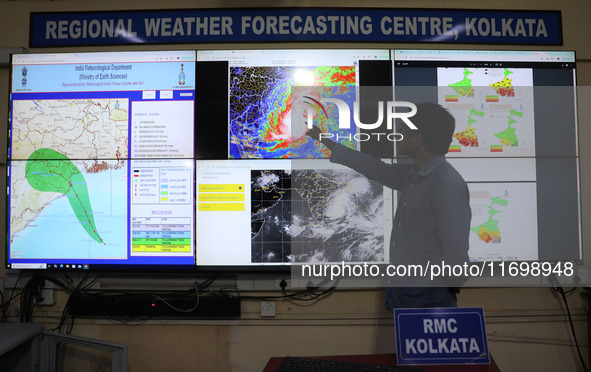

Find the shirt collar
[[417, 155, 446, 177]]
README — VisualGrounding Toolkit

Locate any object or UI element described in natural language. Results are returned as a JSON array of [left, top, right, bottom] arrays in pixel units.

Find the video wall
[[393, 50, 580, 264], [5, 49, 581, 271]]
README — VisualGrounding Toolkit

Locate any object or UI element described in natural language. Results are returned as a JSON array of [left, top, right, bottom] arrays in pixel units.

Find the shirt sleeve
[[329, 142, 409, 191]]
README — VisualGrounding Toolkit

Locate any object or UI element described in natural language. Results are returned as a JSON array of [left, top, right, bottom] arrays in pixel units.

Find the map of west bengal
[[250, 169, 386, 264], [452, 108, 485, 148], [494, 109, 524, 147], [471, 196, 509, 244], [448, 68, 475, 97], [468, 184, 538, 261], [437, 67, 536, 157], [9, 98, 129, 259], [489, 68, 515, 97], [229, 66, 357, 159]]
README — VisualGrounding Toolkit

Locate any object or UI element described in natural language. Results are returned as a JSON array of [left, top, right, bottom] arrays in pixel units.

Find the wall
[[0, 1, 590, 371]]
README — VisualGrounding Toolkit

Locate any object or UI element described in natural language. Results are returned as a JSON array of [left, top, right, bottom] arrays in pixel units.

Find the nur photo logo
[[295, 87, 418, 143]]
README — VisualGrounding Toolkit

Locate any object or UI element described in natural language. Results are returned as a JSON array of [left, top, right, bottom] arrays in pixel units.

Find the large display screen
[[392, 50, 581, 263], [5, 48, 581, 273], [195, 49, 393, 160], [192, 49, 397, 270], [195, 159, 393, 268], [7, 51, 197, 270]]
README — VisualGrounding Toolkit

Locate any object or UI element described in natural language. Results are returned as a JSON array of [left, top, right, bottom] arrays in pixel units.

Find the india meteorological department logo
[[178, 63, 185, 85], [21, 66, 28, 88], [296, 87, 418, 143]]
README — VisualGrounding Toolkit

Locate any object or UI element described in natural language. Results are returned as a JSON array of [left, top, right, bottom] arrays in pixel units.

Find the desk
[[263, 354, 501, 372], [0, 323, 43, 372]]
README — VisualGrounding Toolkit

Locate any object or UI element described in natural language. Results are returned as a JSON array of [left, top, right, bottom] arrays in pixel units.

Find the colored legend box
[[486, 95, 499, 102], [449, 145, 462, 152], [199, 193, 245, 202], [445, 95, 459, 102], [199, 203, 245, 211], [490, 145, 504, 152], [130, 217, 192, 256], [199, 184, 245, 193], [132, 238, 192, 245], [132, 245, 192, 252]]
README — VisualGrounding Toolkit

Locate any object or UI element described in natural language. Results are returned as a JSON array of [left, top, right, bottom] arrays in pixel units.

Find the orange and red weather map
[[229, 66, 356, 159]]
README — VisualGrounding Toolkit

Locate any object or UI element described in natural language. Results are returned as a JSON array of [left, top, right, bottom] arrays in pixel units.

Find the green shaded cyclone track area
[[25, 148, 104, 244]]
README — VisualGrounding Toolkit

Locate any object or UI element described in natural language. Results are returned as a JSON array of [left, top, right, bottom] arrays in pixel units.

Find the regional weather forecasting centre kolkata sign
[[395, 307, 490, 366], [30, 8, 562, 47]]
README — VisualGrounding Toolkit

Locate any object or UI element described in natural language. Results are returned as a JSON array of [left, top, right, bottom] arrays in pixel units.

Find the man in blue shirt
[[307, 102, 471, 309]]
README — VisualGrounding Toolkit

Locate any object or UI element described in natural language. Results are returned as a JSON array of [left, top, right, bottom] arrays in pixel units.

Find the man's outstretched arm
[[306, 126, 408, 190]]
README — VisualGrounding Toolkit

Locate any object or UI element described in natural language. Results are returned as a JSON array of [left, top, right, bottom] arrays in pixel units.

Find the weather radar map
[[229, 66, 357, 159], [9, 98, 128, 259], [250, 168, 386, 263]]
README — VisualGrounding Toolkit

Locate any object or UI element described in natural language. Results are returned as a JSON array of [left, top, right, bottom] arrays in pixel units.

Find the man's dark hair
[[412, 102, 456, 155]]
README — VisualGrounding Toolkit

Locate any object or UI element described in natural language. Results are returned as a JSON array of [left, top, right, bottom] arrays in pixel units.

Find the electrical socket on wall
[[36, 288, 55, 306], [260, 301, 276, 317]]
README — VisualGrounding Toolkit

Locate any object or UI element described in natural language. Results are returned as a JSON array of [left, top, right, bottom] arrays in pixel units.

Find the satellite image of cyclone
[[229, 66, 357, 159], [250, 169, 385, 263], [251, 169, 292, 263]]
